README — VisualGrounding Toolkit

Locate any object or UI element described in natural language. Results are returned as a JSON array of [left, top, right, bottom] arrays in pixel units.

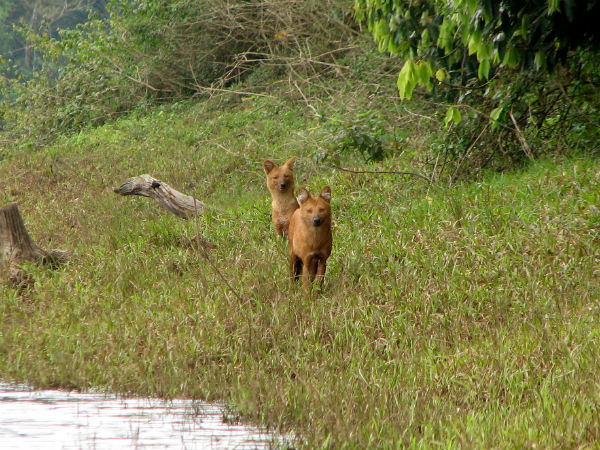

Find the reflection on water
[[0, 382, 282, 449]]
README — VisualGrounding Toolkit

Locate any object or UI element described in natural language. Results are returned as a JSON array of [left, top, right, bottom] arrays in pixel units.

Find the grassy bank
[[1, 88, 600, 449]]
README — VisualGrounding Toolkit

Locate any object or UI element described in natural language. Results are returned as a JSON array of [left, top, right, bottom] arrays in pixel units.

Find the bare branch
[[113, 174, 210, 219], [329, 164, 432, 183]]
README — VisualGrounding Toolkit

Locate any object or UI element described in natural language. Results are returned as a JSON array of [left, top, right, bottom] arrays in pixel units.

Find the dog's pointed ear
[[263, 160, 276, 174], [297, 188, 310, 204], [284, 156, 296, 169], [319, 186, 331, 203]]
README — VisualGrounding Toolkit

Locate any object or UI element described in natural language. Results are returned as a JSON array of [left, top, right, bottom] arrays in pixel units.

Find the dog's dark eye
[[307, 208, 313, 213], [318, 208, 325, 213]]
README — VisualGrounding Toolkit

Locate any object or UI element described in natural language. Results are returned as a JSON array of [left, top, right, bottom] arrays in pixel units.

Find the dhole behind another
[[263, 157, 299, 238], [288, 186, 332, 291]]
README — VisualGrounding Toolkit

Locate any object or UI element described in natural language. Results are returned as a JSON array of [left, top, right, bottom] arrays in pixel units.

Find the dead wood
[[0, 203, 68, 286], [113, 174, 209, 218]]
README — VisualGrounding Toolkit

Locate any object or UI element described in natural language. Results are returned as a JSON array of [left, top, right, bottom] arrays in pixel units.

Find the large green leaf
[[397, 59, 417, 99], [478, 58, 490, 79], [444, 106, 462, 127]]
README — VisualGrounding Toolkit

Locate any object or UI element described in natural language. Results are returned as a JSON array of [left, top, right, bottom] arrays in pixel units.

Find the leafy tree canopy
[[354, 0, 600, 174], [0, 0, 106, 77], [355, 0, 600, 98]]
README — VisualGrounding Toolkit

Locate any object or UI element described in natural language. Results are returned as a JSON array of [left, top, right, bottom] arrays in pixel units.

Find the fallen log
[[0, 203, 68, 285], [113, 174, 209, 218]]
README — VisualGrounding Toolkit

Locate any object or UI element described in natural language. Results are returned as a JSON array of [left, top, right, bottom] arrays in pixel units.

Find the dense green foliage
[[2, 0, 597, 177], [355, 0, 600, 171], [0, 0, 106, 78], [0, 0, 355, 143], [354, 0, 600, 95]]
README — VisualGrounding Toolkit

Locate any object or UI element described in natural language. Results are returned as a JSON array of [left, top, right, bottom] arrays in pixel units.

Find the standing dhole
[[288, 186, 332, 291], [263, 157, 299, 238]]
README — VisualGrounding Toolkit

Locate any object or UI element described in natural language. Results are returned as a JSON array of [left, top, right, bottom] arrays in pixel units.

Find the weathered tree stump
[[113, 174, 209, 218], [0, 203, 67, 285]]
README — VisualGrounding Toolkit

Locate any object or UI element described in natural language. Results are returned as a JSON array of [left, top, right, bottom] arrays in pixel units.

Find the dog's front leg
[[301, 255, 313, 292], [316, 258, 327, 286]]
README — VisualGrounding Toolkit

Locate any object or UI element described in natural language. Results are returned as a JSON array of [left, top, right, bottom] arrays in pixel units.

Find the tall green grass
[[1, 92, 599, 449]]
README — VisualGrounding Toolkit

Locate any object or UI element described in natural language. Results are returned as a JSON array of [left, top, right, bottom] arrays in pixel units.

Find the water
[[0, 382, 283, 449]]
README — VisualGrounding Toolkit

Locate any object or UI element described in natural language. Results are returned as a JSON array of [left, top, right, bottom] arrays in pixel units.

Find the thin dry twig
[[192, 85, 272, 98], [509, 110, 534, 161], [329, 164, 432, 183], [450, 123, 489, 183], [293, 81, 321, 118]]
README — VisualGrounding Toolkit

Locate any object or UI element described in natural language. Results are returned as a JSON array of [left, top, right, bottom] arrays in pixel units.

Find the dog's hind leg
[[290, 254, 302, 283], [294, 258, 303, 281]]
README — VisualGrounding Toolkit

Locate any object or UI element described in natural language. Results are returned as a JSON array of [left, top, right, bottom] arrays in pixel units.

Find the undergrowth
[[1, 89, 599, 449]]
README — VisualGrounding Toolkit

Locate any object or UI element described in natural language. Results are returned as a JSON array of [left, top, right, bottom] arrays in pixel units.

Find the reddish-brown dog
[[288, 186, 332, 291], [263, 157, 299, 238]]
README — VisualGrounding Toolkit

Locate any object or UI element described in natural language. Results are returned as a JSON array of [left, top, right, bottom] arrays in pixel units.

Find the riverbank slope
[[1, 83, 600, 448]]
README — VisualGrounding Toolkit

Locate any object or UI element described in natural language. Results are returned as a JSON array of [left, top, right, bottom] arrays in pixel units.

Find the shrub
[[353, 0, 600, 178], [0, 0, 356, 144]]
